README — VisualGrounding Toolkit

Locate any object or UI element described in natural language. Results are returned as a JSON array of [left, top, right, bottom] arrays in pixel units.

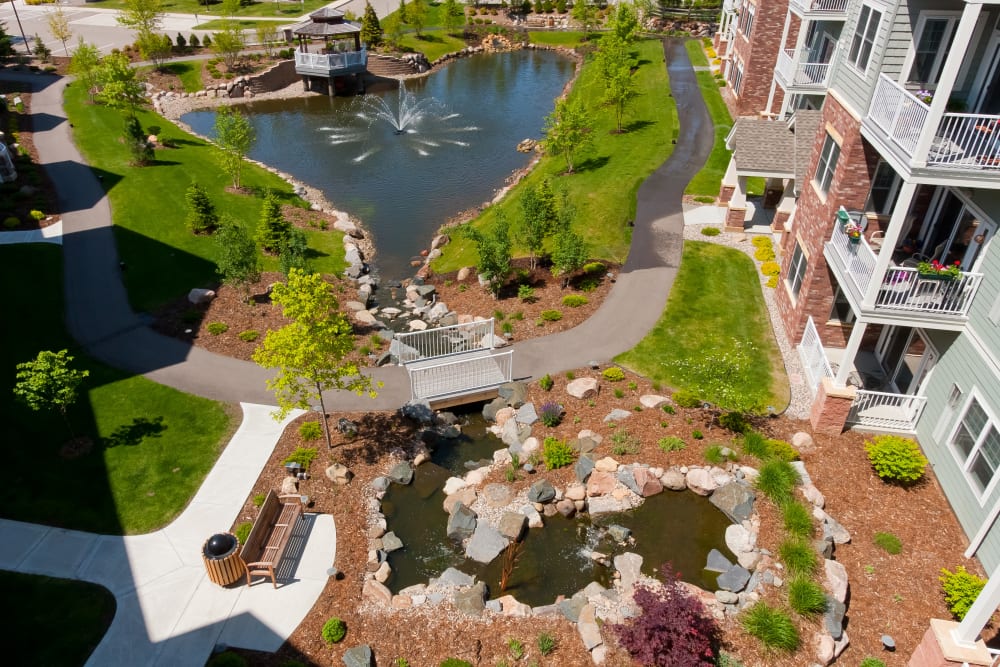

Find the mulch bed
[[0, 79, 60, 231], [224, 367, 987, 667]]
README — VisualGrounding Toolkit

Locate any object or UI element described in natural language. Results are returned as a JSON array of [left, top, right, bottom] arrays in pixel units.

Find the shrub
[[779, 538, 818, 576], [493, 309, 505, 321], [238, 329, 259, 342], [940, 566, 987, 620], [787, 576, 827, 617], [207, 652, 248, 667], [741, 602, 799, 652], [658, 436, 686, 453], [439, 660, 473, 667], [611, 563, 720, 666], [283, 447, 318, 471], [860, 659, 886, 667], [539, 401, 563, 427], [234, 521, 252, 545], [29, 209, 44, 221], [766, 275, 779, 288], [583, 261, 606, 274], [719, 411, 750, 434], [755, 459, 799, 503], [672, 389, 702, 408], [765, 438, 800, 462], [206, 322, 229, 335], [610, 428, 641, 456], [185, 181, 218, 234], [543, 436, 575, 469], [782, 501, 813, 537], [661, 404, 675, 415], [562, 294, 588, 307], [692, 430, 704, 440], [252, 493, 266, 507], [602, 366, 626, 382], [760, 261, 781, 276], [740, 430, 769, 459], [751, 236, 772, 248], [754, 246, 776, 262], [701, 226, 721, 236], [540, 309, 562, 321], [299, 421, 323, 441], [517, 284, 536, 302], [501, 321, 514, 335], [874, 531, 902, 555], [321, 617, 346, 644], [537, 632, 556, 656], [539, 373, 554, 391], [865, 435, 928, 484], [566, 370, 575, 380], [3, 216, 19, 228]]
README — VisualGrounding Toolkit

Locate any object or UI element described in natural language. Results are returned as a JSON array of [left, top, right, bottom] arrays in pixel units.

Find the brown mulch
[[225, 367, 987, 667], [0, 78, 60, 231]]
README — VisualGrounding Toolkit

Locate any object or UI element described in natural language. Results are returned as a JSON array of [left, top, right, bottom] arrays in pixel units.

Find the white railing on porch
[[295, 49, 367, 70], [789, 0, 848, 13], [392, 318, 495, 364], [797, 316, 833, 395], [775, 49, 832, 88], [931, 112, 1000, 169], [407, 349, 514, 401], [827, 222, 982, 318], [847, 390, 927, 431], [868, 74, 929, 156]]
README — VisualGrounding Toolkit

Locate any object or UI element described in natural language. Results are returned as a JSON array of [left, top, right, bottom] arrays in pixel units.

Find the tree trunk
[[316, 382, 333, 449]]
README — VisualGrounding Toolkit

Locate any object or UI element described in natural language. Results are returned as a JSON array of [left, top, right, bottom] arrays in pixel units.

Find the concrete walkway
[[0, 404, 336, 666]]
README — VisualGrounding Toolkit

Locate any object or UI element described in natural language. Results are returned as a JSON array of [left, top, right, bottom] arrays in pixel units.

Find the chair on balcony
[[868, 231, 885, 251]]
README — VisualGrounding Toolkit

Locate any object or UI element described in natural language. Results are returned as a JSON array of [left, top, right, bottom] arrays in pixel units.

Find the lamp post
[[8, 0, 30, 56]]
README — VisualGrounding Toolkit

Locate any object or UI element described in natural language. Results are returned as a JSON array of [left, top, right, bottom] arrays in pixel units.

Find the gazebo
[[289, 7, 368, 96]]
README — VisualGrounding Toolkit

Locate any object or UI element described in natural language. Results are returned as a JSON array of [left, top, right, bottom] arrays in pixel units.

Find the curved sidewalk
[[0, 405, 336, 666]]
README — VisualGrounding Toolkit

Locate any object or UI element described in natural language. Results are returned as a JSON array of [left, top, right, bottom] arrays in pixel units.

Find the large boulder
[[443, 486, 477, 514], [499, 512, 527, 540], [710, 481, 756, 523], [566, 377, 599, 399], [387, 461, 414, 486], [400, 400, 435, 424], [661, 468, 687, 491], [587, 471, 617, 497], [577, 603, 604, 650], [342, 645, 373, 667], [362, 580, 392, 606], [528, 479, 556, 503], [447, 503, 478, 541], [498, 381, 528, 407], [325, 463, 353, 485], [686, 468, 718, 496], [632, 467, 663, 497], [453, 580, 488, 616], [825, 559, 849, 604], [465, 523, 509, 563], [187, 288, 216, 304], [716, 564, 751, 593], [639, 394, 670, 409], [575, 455, 595, 482]]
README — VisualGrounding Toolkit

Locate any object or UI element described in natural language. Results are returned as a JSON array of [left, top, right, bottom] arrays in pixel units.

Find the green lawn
[[616, 242, 789, 413], [398, 29, 468, 62], [0, 572, 116, 666], [142, 61, 204, 93], [63, 82, 346, 313], [431, 38, 676, 272], [684, 39, 731, 199], [0, 245, 233, 534], [193, 18, 286, 31], [528, 31, 590, 48], [89, 0, 324, 18]]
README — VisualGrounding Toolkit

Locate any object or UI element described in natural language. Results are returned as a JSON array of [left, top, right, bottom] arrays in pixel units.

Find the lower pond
[[380, 412, 736, 607], [181, 50, 576, 281]]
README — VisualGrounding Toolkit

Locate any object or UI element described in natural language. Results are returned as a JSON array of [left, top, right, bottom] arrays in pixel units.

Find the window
[[786, 241, 808, 299], [814, 133, 841, 196], [828, 286, 855, 324], [907, 15, 958, 85], [729, 57, 745, 95], [848, 5, 882, 74], [742, 2, 756, 39], [950, 395, 1000, 500], [867, 161, 901, 215]]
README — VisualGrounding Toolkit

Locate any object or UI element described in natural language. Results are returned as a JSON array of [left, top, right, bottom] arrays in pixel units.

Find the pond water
[[181, 50, 576, 281], [381, 413, 736, 607]]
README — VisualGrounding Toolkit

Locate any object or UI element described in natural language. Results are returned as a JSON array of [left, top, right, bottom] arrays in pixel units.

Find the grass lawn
[[398, 29, 468, 62], [194, 18, 286, 31], [431, 38, 676, 272], [0, 245, 233, 534], [142, 61, 204, 93], [0, 572, 116, 666], [616, 242, 789, 412], [684, 39, 731, 199], [89, 0, 325, 17], [63, 82, 347, 313], [527, 31, 591, 48]]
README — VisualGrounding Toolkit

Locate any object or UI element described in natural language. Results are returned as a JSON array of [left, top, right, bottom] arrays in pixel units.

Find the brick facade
[[727, 0, 790, 116], [775, 94, 880, 346]]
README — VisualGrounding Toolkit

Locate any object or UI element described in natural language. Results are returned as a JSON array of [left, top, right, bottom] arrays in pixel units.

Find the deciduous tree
[[70, 39, 102, 102], [252, 269, 378, 449], [212, 0, 246, 69], [551, 225, 588, 287], [117, 0, 167, 67], [13, 350, 89, 436], [463, 213, 512, 298], [97, 51, 146, 118], [518, 179, 558, 269], [603, 63, 638, 133], [256, 22, 278, 57], [571, 0, 597, 37], [214, 105, 256, 189], [542, 97, 592, 174], [442, 0, 464, 35], [408, 0, 427, 37], [215, 215, 261, 303], [46, 7, 72, 56]]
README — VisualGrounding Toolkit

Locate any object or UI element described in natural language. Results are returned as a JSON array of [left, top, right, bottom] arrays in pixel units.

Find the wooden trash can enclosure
[[202, 532, 244, 586]]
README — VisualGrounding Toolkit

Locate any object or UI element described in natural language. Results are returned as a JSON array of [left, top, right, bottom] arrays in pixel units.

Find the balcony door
[[904, 13, 960, 88], [876, 327, 937, 396], [972, 30, 1000, 114], [920, 190, 994, 270]]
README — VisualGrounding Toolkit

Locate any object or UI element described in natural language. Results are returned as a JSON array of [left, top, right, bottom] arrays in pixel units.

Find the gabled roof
[[726, 110, 822, 195], [290, 19, 361, 37]]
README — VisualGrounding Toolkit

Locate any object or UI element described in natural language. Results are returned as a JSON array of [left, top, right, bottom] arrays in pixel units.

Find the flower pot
[[917, 272, 958, 281], [848, 236, 861, 245]]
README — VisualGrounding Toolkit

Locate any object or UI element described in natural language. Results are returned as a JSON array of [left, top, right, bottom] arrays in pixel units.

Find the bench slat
[[239, 492, 303, 588]]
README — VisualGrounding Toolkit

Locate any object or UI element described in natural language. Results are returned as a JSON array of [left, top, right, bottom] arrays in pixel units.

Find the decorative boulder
[[632, 467, 664, 497], [586, 471, 617, 497], [566, 377, 599, 399], [710, 481, 756, 523], [326, 463, 353, 485], [527, 479, 556, 503], [639, 394, 670, 409], [187, 288, 216, 305], [465, 523, 509, 563], [686, 468, 718, 496], [387, 462, 414, 486], [498, 511, 527, 540], [661, 469, 687, 491], [447, 503, 478, 541]]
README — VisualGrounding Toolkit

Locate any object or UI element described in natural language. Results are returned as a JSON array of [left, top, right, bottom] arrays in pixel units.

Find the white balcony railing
[[868, 74, 929, 155], [294, 49, 367, 71], [827, 221, 983, 318], [775, 49, 832, 89], [848, 390, 927, 431], [797, 316, 833, 395], [789, 0, 848, 14]]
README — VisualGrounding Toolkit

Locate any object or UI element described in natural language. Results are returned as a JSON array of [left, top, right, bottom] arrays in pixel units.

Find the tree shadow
[[574, 155, 610, 172], [102, 416, 168, 449], [622, 119, 655, 133], [146, 159, 183, 167]]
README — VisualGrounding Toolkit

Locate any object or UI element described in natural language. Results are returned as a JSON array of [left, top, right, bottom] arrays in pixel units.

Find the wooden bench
[[239, 489, 304, 588]]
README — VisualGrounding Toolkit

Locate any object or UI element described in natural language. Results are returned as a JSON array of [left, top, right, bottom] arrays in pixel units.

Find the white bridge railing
[[392, 318, 496, 364], [408, 350, 514, 401], [848, 390, 927, 431], [797, 316, 833, 396]]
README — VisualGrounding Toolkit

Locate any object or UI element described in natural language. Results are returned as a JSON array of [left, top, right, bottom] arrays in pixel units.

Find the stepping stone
[[465, 523, 509, 563]]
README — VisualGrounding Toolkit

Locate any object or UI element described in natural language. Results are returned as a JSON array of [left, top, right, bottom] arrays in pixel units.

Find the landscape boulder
[[566, 377, 599, 399], [387, 462, 414, 486], [447, 503, 478, 541]]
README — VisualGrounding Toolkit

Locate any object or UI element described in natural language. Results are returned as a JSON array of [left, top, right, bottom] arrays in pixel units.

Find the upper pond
[[182, 50, 576, 281]]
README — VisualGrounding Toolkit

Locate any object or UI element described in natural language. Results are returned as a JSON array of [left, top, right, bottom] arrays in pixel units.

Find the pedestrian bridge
[[391, 319, 513, 408]]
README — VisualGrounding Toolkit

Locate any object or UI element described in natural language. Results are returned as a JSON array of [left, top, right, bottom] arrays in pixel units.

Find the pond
[[380, 413, 736, 607], [181, 50, 576, 281]]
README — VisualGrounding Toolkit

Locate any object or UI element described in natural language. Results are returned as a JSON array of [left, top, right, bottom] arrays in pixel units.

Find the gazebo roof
[[289, 19, 362, 37], [309, 7, 346, 22]]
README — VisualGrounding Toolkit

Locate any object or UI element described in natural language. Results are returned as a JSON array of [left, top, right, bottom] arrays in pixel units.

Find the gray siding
[[829, 0, 904, 114]]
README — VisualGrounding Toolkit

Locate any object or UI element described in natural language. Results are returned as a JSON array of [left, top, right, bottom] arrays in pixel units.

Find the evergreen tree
[[123, 115, 154, 166], [397, 0, 408, 23], [463, 214, 512, 299], [257, 191, 292, 254], [0, 20, 14, 58], [279, 228, 311, 277], [32, 34, 52, 62], [176, 33, 187, 48], [189, 33, 200, 48], [185, 181, 219, 234], [360, 1, 383, 47], [215, 215, 261, 303]]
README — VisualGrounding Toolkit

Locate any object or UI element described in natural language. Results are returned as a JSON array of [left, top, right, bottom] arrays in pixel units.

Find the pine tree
[[360, 1, 383, 47], [185, 181, 218, 234], [279, 228, 311, 277], [257, 191, 292, 254]]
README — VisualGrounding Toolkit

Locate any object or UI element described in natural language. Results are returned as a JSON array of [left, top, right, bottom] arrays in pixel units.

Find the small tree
[[123, 115, 154, 166], [252, 269, 378, 449], [384, 16, 404, 47], [463, 214, 512, 298], [542, 98, 592, 174], [214, 105, 256, 189], [256, 22, 278, 57], [604, 64, 638, 133], [190, 33, 200, 48], [185, 181, 219, 234], [611, 563, 721, 666], [279, 228, 311, 277], [215, 216, 261, 303], [571, 0, 596, 37], [13, 350, 89, 437], [408, 0, 427, 36], [360, 1, 383, 47], [607, 1, 639, 43], [47, 7, 73, 56], [70, 39, 102, 102], [518, 180, 557, 270], [175, 33, 187, 49], [97, 51, 146, 118], [32, 34, 52, 62], [397, 0, 408, 24], [257, 190, 292, 253], [0, 20, 14, 58], [442, 0, 464, 35], [551, 225, 588, 287], [213, 0, 246, 69]]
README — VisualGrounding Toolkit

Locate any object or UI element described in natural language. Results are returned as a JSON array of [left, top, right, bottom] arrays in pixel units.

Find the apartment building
[[718, 1, 1000, 660]]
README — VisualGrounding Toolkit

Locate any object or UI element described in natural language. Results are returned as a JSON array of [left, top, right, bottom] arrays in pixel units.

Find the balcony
[[788, 0, 848, 18], [824, 220, 983, 326], [865, 74, 1000, 176], [774, 48, 832, 91], [294, 49, 367, 77]]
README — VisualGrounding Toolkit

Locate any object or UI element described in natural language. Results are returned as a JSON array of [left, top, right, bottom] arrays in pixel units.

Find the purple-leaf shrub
[[611, 564, 720, 667]]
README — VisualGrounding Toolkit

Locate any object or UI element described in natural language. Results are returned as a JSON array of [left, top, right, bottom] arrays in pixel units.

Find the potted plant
[[917, 259, 962, 280], [845, 221, 863, 244]]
